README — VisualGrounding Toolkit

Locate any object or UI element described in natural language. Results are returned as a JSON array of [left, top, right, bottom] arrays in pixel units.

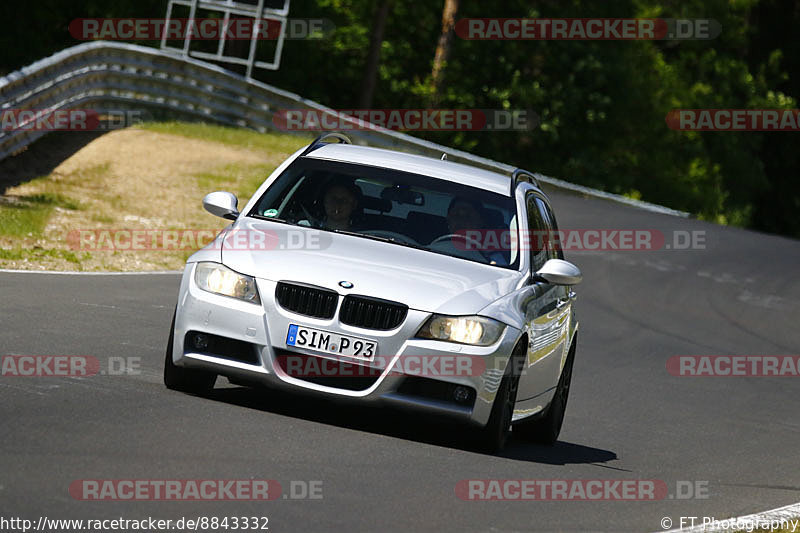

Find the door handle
[[556, 299, 568, 309]]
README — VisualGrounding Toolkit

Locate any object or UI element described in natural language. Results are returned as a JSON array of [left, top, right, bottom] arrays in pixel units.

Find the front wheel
[[515, 341, 576, 445], [163, 309, 216, 394], [475, 348, 525, 453]]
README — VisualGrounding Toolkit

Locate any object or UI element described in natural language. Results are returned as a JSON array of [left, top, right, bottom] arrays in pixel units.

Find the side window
[[535, 198, 563, 260], [526, 195, 548, 271]]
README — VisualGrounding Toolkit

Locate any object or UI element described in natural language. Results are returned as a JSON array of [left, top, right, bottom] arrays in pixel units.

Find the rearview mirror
[[533, 259, 582, 286], [203, 191, 239, 221], [380, 185, 424, 206]]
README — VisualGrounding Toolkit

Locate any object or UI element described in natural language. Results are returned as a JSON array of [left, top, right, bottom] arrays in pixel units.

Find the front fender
[[186, 225, 231, 264], [477, 284, 539, 330]]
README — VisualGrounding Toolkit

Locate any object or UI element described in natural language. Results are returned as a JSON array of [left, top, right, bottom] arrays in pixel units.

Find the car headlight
[[416, 315, 506, 346], [194, 262, 261, 304]]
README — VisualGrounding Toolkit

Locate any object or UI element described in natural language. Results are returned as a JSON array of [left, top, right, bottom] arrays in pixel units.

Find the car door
[[535, 196, 573, 371], [515, 193, 567, 407]]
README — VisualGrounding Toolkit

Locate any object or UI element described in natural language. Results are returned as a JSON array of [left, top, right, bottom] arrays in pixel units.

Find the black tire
[[476, 344, 525, 454], [514, 341, 576, 445], [163, 309, 216, 394]]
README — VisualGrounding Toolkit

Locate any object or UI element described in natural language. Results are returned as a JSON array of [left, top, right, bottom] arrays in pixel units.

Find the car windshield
[[248, 157, 519, 269]]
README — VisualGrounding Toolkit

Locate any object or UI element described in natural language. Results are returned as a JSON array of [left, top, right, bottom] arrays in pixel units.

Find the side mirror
[[203, 191, 239, 221], [533, 259, 582, 286]]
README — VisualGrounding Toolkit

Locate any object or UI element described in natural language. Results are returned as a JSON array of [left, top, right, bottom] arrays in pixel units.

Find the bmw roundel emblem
[[338, 281, 354, 289]]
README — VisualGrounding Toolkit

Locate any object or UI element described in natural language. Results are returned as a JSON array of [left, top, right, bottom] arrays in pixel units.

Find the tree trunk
[[358, 0, 393, 108], [430, 0, 460, 106]]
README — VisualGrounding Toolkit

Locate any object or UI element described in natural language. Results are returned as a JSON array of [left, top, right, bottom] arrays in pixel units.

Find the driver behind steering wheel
[[296, 177, 363, 231]]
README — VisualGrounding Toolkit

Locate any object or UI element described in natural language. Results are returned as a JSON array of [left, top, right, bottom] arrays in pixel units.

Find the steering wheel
[[430, 233, 485, 250], [298, 203, 323, 226], [362, 230, 420, 245]]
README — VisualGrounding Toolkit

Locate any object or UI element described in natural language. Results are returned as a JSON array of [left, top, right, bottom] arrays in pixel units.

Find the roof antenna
[[441, 153, 448, 160]]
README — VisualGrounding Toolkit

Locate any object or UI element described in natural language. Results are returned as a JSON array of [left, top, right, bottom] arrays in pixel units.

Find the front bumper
[[171, 263, 522, 427]]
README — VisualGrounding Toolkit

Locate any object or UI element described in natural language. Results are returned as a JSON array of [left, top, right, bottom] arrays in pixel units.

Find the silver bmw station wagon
[[164, 133, 582, 452]]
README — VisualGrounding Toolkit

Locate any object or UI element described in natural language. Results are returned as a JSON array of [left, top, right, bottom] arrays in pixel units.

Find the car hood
[[220, 219, 523, 315]]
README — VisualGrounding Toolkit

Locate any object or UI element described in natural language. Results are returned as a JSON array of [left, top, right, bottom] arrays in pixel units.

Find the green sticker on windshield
[[263, 209, 279, 217]]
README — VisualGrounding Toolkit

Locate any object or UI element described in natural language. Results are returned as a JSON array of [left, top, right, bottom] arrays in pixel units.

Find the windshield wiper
[[331, 229, 393, 243], [331, 229, 432, 252], [249, 214, 294, 225]]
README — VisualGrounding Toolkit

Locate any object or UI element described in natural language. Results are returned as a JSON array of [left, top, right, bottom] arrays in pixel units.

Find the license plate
[[286, 324, 377, 360]]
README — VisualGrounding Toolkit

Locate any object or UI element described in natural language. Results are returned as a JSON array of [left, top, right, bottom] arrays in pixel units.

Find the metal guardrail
[[0, 41, 688, 217]]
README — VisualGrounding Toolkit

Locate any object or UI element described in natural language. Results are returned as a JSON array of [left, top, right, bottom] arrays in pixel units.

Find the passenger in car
[[446, 197, 508, 266], [446, 197, 485, 235]]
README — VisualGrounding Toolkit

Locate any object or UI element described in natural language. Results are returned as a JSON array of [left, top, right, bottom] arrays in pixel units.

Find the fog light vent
[[193, 333, 210, 350], [453, 386, 472, 403]]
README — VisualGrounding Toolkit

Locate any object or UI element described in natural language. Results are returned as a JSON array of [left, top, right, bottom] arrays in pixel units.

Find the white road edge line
[[0, 269, 181, 275], [661, 501, 800, 532]]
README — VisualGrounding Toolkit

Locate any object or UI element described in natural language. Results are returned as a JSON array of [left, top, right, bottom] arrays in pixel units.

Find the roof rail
[[510, 168, 540, 194], [300, 132, 353, 156]]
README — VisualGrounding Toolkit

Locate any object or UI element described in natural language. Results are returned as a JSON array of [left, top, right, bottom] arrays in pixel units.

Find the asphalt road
[[1, 188, 799, 533]]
